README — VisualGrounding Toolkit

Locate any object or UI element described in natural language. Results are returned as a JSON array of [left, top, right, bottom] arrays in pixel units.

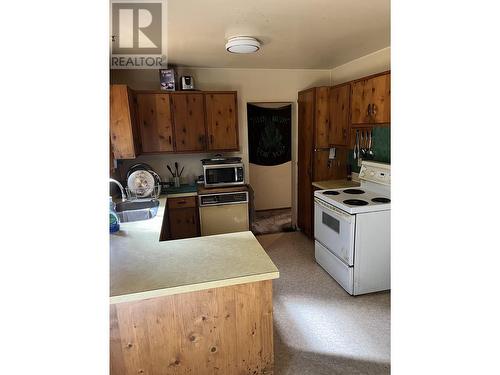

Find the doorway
[[247, 102, 293, 235]]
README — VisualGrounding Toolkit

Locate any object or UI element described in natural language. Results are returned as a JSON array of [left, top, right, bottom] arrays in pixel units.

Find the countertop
[[312, 178, 360, 190], [110, 197, 279, 304]]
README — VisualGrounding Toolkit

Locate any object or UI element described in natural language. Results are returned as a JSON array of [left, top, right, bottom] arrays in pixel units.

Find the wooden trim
[[347, 70, 391, 85], [331, 82, 352, 90], [297, 87, 316, 96], [132, 90, 238, 95]]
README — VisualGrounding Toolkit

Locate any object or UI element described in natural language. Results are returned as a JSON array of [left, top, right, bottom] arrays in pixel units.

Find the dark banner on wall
[[247, 104, 292, 166]]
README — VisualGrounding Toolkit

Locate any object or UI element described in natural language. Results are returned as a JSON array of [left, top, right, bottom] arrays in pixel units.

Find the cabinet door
[[171, 93, 206, 152], [329, 84, 350, 146], [297, 89, 315, 238], [110, 85, 137, 159], [351, 79, 372, 125], [136, 94, 174, 153], [168, 207, 199, 240], [351, 73, 390, 125], [370, 74, 390, 124], [314, 87, 331, 148], [205, 93, 239, 151]]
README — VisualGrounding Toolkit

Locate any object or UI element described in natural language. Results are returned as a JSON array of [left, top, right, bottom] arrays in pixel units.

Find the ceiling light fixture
[[225, 36, 261, 54]]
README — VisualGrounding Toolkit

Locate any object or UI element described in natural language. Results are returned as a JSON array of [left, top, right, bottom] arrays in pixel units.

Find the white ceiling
[[167, 0, 390, 69]]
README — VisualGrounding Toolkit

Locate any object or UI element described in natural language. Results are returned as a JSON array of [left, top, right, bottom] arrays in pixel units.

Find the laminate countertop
[[110, 197, 279, 304], [312, 179, 361, 190]]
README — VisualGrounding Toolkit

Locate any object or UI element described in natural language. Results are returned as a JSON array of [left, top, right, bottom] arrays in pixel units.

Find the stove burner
[[372, 197, 391, 203], [343, 199, 369, 206], [343, 189, 365, 194], [323, 190, 340, 196]]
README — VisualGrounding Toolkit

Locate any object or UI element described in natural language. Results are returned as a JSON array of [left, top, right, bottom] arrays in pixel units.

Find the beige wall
[[330, 47, 391, 84], [111, 68, 332, 221]]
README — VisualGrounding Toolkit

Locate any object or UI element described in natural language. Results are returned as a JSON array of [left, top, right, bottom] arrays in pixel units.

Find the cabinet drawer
[[168, 196, 196, 209]]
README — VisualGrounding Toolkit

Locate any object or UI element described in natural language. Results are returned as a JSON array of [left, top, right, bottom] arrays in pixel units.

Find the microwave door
[[205, 167, 235, 185]]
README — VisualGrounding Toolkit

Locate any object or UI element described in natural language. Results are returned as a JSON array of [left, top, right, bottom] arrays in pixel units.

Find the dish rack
[[125, 185, 161, 201]]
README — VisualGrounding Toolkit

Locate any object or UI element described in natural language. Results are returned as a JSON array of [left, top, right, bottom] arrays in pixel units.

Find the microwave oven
[[203, 163, 244, 187]]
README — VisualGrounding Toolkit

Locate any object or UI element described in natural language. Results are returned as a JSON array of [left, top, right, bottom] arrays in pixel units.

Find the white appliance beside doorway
[[313, 161, 391, 295]]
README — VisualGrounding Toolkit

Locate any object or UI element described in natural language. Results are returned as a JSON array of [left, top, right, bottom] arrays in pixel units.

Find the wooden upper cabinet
[[314, 87, 331, 148], [136, 93, 174, 153], [110, 85, 138, 159], [171, 93, 206, 152], [351, 72, 391, 125], [329, 84, 351, 146], [205, 93, 239, 151]]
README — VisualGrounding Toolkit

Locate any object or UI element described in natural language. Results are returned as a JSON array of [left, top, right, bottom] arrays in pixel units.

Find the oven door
[[314, 197, 356, 266]]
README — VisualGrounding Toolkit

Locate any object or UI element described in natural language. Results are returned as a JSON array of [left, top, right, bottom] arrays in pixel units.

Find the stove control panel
[[359, 161, 391, 185]]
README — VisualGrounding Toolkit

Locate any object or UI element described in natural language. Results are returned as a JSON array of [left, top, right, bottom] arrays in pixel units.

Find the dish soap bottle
[[109, 197, 120, 233]]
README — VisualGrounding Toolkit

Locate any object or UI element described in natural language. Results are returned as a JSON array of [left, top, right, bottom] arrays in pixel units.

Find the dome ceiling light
[[225, 36, 261, 54]]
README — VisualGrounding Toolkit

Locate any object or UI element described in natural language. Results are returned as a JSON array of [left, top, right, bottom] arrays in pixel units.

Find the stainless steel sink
[[115, 199, 160, 222]]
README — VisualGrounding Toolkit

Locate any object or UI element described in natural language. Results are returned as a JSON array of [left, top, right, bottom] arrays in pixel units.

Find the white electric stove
[[313, 161, 390, 295]]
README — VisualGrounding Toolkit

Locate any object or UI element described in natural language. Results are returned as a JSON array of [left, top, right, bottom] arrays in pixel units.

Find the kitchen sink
[[115, 199, 160, 222]]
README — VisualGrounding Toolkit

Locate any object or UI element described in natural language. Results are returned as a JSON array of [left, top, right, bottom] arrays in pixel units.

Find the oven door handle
[[314, 197, 353, 222]]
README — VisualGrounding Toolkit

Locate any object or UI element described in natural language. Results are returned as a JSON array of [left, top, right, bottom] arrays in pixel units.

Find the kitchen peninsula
[[110, 198, 279, 374]]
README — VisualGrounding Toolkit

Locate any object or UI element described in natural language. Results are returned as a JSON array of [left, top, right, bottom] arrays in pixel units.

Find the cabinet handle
[[343, 129, 347, 139], [367, 104, 372, 116], [371, 103, 377, 117], [168, 135, 172, 144]]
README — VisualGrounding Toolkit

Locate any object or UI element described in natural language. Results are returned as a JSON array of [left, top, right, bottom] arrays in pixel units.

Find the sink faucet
[[110, 178, 127, 202]]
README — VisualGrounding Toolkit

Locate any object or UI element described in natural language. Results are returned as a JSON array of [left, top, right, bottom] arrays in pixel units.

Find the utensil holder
[[173, 177, 180, 188]]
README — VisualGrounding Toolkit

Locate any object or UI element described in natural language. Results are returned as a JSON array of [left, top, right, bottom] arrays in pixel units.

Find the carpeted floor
[[256, 232, 390, 375], [252, 208, 293, 235]]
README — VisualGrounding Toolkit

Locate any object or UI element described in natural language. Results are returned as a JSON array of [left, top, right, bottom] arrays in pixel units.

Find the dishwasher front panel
[[199, 203, 249, 236]]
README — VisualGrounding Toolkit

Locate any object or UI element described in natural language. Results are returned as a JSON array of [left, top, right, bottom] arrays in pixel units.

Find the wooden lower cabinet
[[169, 207, 199, 240], [166, 196, 199, 240], [110, 280, 274, 375]]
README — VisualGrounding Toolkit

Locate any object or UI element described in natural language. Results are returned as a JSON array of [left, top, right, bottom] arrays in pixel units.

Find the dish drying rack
[[125, 185, 161, 201]]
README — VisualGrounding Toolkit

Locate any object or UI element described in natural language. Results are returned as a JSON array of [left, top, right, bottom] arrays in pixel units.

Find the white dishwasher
[[198, 191, 249, 236]]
